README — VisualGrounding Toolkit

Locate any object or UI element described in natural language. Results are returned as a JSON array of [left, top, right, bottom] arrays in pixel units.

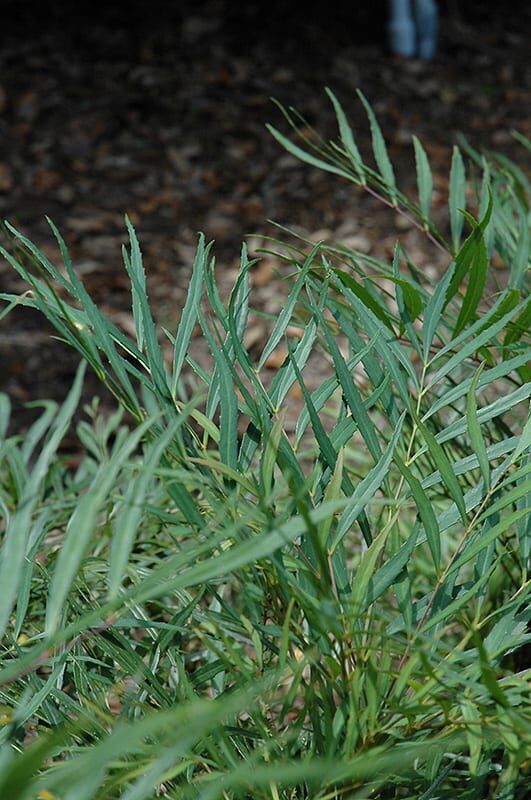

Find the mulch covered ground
[[1, 0, 529, 434]]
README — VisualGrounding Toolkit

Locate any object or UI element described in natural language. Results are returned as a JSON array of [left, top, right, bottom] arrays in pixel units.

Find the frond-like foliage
[[0, 91, 529, 799]]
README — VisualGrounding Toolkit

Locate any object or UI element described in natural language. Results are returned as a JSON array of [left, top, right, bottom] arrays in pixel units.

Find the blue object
[[388, 0, 438, 60]]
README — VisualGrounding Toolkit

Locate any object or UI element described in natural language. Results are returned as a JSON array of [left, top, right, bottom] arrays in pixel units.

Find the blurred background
[[1, 0, 530, 431]]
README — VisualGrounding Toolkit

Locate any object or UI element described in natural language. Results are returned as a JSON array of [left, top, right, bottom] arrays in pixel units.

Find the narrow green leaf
[[331, 415, 404, 552], [4, 220, 73, 292], [313, 300, 382, 462], [422, 572, 492, 632], [328, 274, 412, 404], [267, 124, 353, 180], [511, 407, 531, 464], [268, 319, 316, 408], [427, 383, 531, 449], [124, 216, 172, 406], [171, 234, 208, 397], [325, 87, 366, 184], [318, 448, 344, 548], [365, 525, 419, 607], [421, 438, 518, 490], [46, 217, 142, 418], [426, 299, 526, 390], [295, 332, 380, 443], [0, 393, 10, 444], [14, 510, 49, 638], [415, 414, 467, 525], [447, 190, 493, 297], [46, 415, 156, 634], [453, 231, 488, 336], [509, 212, 530, 290], [466, 363, 491, 490], [350, 527, 389, 614], [259, 242, 321, 369], [428, 353, 529, 421], [288, 345, 339, 472], [449, 145, 466, 251], [332, 269, 396, 334], [357, 90, 397, 204], [395, 456, 441, 567], [413, 135, 433, 222], [260, 413, 285, 499], [504, 296, 531, 346], [0, 363, 85, 638], [199, 314, 239, 472], [108, 418, 185, 599], [476, 478, 531, 525], [422, 262, 456, 360], [453, 509, 529, 579]]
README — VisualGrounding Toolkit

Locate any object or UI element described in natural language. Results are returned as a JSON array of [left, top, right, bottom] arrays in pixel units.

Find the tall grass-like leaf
[[258, 243, 321, 369], [0, 245, 111, 386], [426, 299, 526, 390], [198, 311, 239, 472], [425, 351, 529, 420], [509, 213, 530, 290], [295, 333, 381, 444], [260, 413, 285, 500], [14, 509, 49, 637], [3, 220, 73, 293], [19, 400, 58, 464], [38, 676, 280, 800], [46, 415, 157, 634], [45, 217, 142, 419], [481, 161, 496, 254], [205, 253, 249, 424], [350, 523, 390, 615], [331, 415, 404, 552], [0, 393, 9, 444], [448, 509, 529, 579], [0, 363, 85, 638], [332, 268, 396, 334], [466, 363, 491, 491], [451, 193, 493, 336], [171, 234, 208, 398], [511, 408, 531, 466], [357, 90, 397, 205], [426, 382, 531, 452], [504, 296, 531, 347], [268, 319, 317, 408], [395, 456, 441, 567], [422, 264, 455, 361], [446, 189, 492, 302], [266, 124, 352, 180], [313, 301, 382, 463], [365, 525, 419, 606], [421, 439, 518, 491], [449, 145, 466, 251], [317, 448, 344, 548], [325, 87, 366, 184], [413, 136, 433, 223], [124, 216, 172, 407], [108, 417, 187, 599], [414, 414, 467, 525], [288, 344, 340, 474], [327, 274, 412, 404]]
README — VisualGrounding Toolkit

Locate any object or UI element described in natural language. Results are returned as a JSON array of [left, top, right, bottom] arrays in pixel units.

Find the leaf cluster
[[0, 92, 529, 799]]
